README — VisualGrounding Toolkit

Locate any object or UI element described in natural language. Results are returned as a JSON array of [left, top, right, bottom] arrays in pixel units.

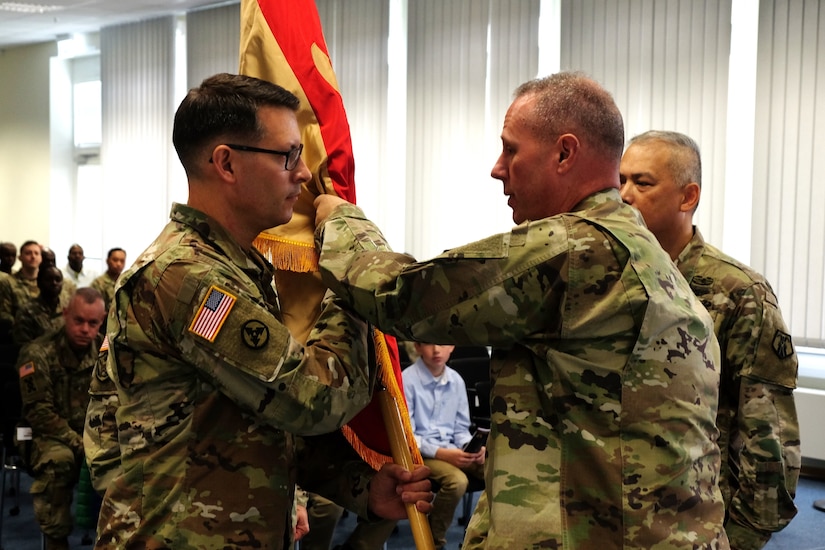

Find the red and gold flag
[[238, 0, 422, 476]]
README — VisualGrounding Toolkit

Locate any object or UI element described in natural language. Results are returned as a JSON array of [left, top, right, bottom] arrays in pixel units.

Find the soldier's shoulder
[[693, 242, 774, 296]]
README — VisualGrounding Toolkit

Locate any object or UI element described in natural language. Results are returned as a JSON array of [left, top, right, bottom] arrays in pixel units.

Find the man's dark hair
[[514, 71, 625, 160], [172, 73, 301, 176], [106, 247, 126, 260], [20, 240, 39, 252]]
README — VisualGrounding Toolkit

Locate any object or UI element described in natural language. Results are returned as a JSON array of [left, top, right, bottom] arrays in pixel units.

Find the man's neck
[[664, 226, 695, 261], [187, 195, 255, 252]]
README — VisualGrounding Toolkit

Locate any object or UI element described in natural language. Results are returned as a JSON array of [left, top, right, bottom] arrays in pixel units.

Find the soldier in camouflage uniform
[[620, 130, 800, 549], [13, 264, 65, 345], [315, 72, 730, 549], [89, 247, 126, 315], [17, 287, 106, 550], [88, 73, 432, 550], [13, 240, 41, 299]]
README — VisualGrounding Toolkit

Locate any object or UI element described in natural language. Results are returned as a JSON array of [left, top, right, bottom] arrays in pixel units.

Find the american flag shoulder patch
[[19, 361, 35, 378], [99, 335, 109, 353], [189, 286, 237, 342]]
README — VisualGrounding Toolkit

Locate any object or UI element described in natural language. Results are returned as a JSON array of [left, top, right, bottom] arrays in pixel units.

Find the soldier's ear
[[681, 182, 700, 213]]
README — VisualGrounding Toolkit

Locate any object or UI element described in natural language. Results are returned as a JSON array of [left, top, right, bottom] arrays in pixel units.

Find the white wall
[[0, 42, 57, 264]]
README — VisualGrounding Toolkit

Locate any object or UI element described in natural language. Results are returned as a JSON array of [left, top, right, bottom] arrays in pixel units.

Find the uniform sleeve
[[295, 431, 375, 519], [724, 283, 800, 546], [316, 203, 566, 347], [18, 343, 82, 454], [127, 260, 375, 436], [84, 347, 121, 494]]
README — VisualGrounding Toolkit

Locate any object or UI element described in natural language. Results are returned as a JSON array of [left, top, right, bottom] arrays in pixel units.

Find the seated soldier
[[402, 342, 485, 550], [13, 240, 41, 300], [13, 264, 65, 346], [17, 287, 106, 550]]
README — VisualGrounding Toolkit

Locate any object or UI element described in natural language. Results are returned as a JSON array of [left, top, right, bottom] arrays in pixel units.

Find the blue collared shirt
[[402, 358, 473, 458]]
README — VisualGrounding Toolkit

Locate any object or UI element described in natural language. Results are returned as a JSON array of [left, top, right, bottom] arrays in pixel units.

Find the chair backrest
[[472, 380, 491, 429], [449, 357, 491, 430], [450, 345, 490, 361], [448, 357, 490, 389]]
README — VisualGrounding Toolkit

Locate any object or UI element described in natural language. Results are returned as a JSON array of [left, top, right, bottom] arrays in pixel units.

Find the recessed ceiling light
[[0, 2, 64, 13]]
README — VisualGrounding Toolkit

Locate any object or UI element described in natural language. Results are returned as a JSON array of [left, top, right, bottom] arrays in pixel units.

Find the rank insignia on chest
[[19, 361, 35, 378], [189, 286, 237, 342]]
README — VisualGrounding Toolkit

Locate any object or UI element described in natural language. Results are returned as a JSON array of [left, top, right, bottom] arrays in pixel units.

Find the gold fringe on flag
[[342, 329, 423, 472], [253, 233, 318, 273]]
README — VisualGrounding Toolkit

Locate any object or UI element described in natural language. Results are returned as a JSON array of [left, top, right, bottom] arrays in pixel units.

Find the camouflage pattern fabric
[[13, 270, 39, 299], [0, 271, 21, 362], [677, 229, 800, 549], [83, 342, 121, 494], [18, 329, 103, 538], [12, 297, 64, 346], [92, 203, 376, 549], [317, 189, 729, 549], [90, 273, 117, 313], [0, 271, 19, 333]]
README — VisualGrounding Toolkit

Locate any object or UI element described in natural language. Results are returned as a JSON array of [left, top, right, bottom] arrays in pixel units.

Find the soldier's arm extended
[[315, 203, 565, 346], [724, 282, 800, 549]]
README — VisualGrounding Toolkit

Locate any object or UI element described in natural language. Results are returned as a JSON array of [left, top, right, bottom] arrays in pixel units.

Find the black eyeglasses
[[215, 143, 304, 171]]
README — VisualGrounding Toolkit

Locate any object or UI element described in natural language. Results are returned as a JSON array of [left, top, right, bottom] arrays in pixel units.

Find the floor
[[2, 469, 824, 549]]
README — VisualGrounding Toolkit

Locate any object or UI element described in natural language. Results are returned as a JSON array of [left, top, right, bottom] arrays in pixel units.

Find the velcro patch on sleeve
[[189, 286, 237, 342], [19, 361, 35, 378]]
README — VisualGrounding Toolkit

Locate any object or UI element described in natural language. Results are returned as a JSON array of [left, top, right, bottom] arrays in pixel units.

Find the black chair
[[448, 357, 490, 392], [471, 380, 491, 430], [458, 474, 485, 526], [450, 358, 490, 528], [450, 345, 490, 361]]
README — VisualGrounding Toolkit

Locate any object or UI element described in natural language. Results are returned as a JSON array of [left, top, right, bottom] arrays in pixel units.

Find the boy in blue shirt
[[402, 343, 485, 550]]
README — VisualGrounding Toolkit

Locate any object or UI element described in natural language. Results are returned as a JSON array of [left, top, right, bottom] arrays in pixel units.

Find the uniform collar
[[674, 226, 705, 282], [170, 203, 272, 274]]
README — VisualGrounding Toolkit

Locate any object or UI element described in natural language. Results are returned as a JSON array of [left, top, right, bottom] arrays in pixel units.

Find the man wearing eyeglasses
[[87, 73, 432, 549]]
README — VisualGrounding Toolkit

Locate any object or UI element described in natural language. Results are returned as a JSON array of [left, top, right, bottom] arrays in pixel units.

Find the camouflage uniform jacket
[[317, 189, 729, 549], [0, 272, 19, 333], [677, 229, 800, 549], [84, 341, 121, 494], [18, 329, 102, 456], [13, 270, 39, 299], [0, 272, 21, 363], [90, 273, 117, 313], [12, 297, 64, 346], [93, 203, 377, 550]]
